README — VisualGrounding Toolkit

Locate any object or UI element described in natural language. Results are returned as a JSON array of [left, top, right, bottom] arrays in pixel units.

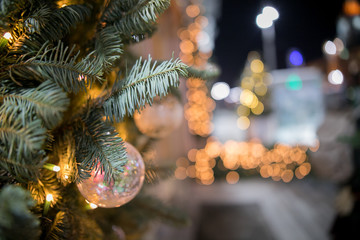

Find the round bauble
[[77, 142, 145, 208]]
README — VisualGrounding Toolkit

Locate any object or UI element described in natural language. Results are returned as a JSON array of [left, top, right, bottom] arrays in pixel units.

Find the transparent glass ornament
[[77, 142, 145, 208]]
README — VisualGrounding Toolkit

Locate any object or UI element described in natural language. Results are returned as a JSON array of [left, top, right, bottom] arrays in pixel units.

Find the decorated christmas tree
[[0, 0, 191, 239]]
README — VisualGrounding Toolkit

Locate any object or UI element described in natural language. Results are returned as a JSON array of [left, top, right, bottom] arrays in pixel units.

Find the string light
[[43, 194, 53, 214], [3, 32, 11, 40], [46, 194, 54, 202], [176, 138, 312, 185], [43, 163, 61, 172], [89, 203, 98, 209]]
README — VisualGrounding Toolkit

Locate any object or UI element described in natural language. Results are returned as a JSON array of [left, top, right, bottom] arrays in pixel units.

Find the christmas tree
[[0, 0, 190, 239]]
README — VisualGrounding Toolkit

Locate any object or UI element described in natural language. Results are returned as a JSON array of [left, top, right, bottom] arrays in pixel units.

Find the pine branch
[[0, 185, 40, 240], [43, 211, 65, 240], [0, 116, 46, 162], [113, 0, 170, 41], [0, 0, 32, 21], [0, 80, 70, 129], [74, 109, 127, 183], [187, 62, 221, 81], [0, 154, 45, 182], [27, 170, 61, 205], [8, 41, 103, 93], [104, 56, 188, 122], [53, 132, 77, 185], [94, 26, 123, 73], [9, 4, 90, 54]]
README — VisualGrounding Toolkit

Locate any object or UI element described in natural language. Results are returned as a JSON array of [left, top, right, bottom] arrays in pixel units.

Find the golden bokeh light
[[186, 5, 201, 18], [175, 167, 187, 180], [254, 84, 268, 96], [237, 116, 250, 130], [281, 170, 294, 183], [237, 105, 250, 116], [182, 138, 311, 184], [240, 89, 257, 107], [226, 171, 240, 184], [251, 101, 264, 115], [250, 59, 264, 73]]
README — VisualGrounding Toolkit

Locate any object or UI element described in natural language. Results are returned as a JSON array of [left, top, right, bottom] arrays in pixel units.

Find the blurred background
[[131, 0, 360, 239]]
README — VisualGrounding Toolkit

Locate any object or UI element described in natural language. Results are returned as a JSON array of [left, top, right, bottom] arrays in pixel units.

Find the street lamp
[[256, 6, 279, 70]]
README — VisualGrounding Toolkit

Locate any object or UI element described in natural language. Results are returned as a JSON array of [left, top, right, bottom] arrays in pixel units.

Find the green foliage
[[8, 4, 90, 54], [104, 56, 188, 121], [9, 41, 103, 93], [94, 26, 123, 73], [0, 116, 46, 180], [0, 185, 40, 240], [74, 109, 127, 183], [187, 62, 221, 81], [0, 0, 189, 239], [111, 0, 170, 42], [0, 80, 70, 129]]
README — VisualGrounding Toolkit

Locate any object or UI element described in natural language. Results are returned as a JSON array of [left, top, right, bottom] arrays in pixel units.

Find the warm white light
[[89, 203, 98, 209], [256, 13, 273, 29], [211, 82, 230, 100], [46, 194, 54, 202], [3, 32, 11, 40], [328, 70, 344, 85], [53, 165, 60, 172], [262, 6, 279, 21], [323, 41, 336, 55]]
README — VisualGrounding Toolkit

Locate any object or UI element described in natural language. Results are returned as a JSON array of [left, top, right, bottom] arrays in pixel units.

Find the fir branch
[[94, 26, 123, 73], [0, 0, 32, 21], [0, 185, 40, 240], [44, 211, 65, 240], [187, 62, 221, 81], [27, 170, 61, 206], [74, 109, 127, 183], [0, 154, 45, 182], [9, 4, 90, 54], [0, 80, 70, 129], [53, 132, 77, 185], [113, 0, 170, 40], [8, 41, 103, 93], [0, 116, 46, 161], [104, 56, 188, 122]]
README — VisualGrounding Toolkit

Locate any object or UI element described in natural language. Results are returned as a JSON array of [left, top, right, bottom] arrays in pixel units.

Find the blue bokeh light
[[289, 50, 304, 66]]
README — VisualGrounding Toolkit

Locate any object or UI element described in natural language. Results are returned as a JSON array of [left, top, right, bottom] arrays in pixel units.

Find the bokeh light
[[226, 171, 240, 184], [286, 74, 303, 90], [186, 5, 200, 18], [289, 50, 304, 66], [262, 6, 279, 20], [250, 59, 264, 73], [323, 40, 337, 55], [211, 82, 230, 100], [328, 69, 344, 85]]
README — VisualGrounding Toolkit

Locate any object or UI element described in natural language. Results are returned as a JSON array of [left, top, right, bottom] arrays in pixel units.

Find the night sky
[[213, 0, 345, 87]]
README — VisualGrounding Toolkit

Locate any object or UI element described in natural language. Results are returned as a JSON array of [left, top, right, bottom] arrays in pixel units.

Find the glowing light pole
[[256, 6, 279, 70]]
